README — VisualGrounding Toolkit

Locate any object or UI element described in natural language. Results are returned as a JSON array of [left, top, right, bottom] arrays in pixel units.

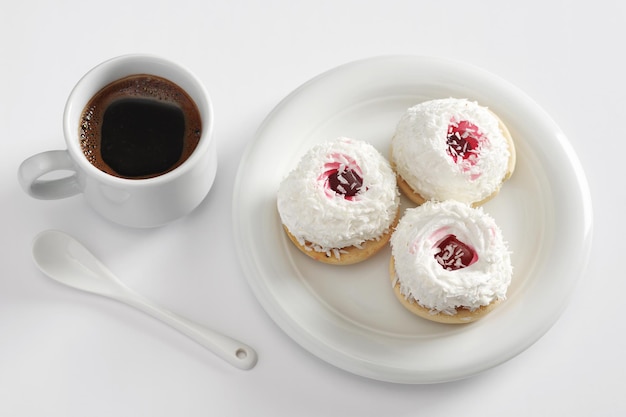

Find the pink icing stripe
[[409, 226, 449, 255]]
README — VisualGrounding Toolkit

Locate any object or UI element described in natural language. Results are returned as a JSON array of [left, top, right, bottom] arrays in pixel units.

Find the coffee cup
[[18, 54, 216, 227]]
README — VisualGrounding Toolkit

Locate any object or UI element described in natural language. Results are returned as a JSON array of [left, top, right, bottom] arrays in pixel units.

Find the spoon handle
[[114, 290, 258, 370]]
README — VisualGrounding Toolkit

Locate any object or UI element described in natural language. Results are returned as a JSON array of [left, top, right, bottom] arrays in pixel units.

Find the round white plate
[[232, 56, 593, 384]]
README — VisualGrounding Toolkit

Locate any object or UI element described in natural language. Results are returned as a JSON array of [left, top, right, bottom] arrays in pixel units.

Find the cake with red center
[[391, 98, 516, 206], [389, 200, 512, 323], [277, 137, 400, 265]]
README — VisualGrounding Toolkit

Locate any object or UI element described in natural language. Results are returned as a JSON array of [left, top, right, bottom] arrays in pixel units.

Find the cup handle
[[18, 150, 81, 199]]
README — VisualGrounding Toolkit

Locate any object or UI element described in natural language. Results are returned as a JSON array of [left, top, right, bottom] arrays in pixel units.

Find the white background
[[1, 1, 622, 416]]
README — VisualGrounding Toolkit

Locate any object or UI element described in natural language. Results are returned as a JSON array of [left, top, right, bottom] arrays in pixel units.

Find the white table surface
[[1, 1, 622, 415]]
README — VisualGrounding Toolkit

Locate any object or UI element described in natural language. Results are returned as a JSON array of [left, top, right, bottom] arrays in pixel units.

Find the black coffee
[[80, 74, 202, 179]]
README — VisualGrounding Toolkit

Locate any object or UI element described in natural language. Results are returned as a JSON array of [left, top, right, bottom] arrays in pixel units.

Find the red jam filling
[[434, 234, 478, 271], [327, 168, 363, 198], [318, 153, 364, 200], [446, 120, 482, 164]]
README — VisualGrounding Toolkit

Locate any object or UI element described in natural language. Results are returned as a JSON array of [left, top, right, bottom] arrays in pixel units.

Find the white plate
[[232, 56, 593, 384]]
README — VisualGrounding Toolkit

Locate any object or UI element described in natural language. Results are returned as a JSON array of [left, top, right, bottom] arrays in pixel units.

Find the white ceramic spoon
[[31, 229, 258, 370]]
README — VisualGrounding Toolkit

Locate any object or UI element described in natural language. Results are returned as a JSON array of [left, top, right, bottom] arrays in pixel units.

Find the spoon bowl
[[33, 229, 126, 297], [32, 229, 258, 370]]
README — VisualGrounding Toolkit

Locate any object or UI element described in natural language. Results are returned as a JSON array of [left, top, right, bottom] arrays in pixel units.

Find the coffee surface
[[80, 75, 202, 179]]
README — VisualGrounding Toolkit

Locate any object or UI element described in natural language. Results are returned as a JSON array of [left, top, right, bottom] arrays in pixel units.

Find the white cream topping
[[390, 200, 512, 315], [277, 137, 399, 256], [391, 98, 510, 204]]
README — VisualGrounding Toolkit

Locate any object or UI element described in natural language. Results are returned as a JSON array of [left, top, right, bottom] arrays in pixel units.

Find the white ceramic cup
[[18, 54, 217, 228]]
